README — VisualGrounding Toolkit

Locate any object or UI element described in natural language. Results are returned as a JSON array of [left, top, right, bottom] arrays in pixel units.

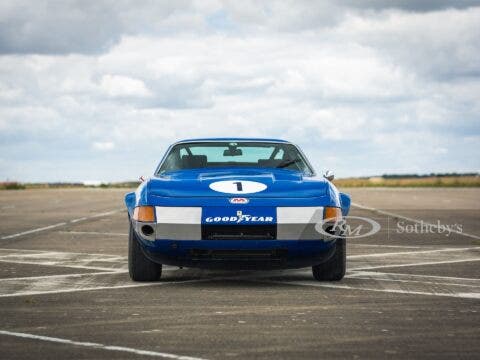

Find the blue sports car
[[125, 138, 351, 281]]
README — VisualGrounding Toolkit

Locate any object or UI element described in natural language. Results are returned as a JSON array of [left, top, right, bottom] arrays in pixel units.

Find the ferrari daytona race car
[[125, 138, 351, 281]]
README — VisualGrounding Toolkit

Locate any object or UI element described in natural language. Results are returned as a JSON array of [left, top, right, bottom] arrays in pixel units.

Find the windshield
[[157, 142, 314, 175]]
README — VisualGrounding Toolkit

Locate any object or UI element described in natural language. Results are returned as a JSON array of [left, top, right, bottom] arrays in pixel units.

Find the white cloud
[[100, 74, 152, 98], [92, 141, 115, 151], [0, 1, 479, 181]]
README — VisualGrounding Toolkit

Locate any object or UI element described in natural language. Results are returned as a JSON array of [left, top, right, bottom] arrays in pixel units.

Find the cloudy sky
[[1, 0, 479, 182]]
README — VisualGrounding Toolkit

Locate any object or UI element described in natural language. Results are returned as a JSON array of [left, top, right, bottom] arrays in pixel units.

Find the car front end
[[125, 139, 350, 280]]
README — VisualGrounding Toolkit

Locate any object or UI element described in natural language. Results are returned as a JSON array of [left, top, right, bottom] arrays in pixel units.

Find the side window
[[273, 149, 284, 160], [179, 148, 188, 158], [161, 147, 183, 172]]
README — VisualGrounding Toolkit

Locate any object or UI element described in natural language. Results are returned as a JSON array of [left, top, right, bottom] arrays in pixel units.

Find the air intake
[[201, 225, 276, 240]]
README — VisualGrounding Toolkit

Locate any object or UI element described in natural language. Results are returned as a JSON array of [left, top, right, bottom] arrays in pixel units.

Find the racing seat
[[182, 155, 207, 169]]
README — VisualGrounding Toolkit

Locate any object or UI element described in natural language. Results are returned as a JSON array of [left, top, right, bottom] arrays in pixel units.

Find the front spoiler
[[138, 238, 338, 270]]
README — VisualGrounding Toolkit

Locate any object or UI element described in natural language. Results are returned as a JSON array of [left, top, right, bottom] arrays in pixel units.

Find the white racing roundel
[[209, 180, 267, 194]]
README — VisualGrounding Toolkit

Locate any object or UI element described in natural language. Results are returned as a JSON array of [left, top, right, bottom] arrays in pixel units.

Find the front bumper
[[131, 205, 339, 269], [136, 236, 337, 270]]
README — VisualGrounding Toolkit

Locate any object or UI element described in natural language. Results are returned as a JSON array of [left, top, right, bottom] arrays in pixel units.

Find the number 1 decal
[[233, 181, 243, 192], [209, 180, 267, 194]]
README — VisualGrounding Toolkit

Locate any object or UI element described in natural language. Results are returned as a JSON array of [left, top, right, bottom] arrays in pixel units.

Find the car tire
[[128, 222, 162, 281], [312, 237, 346, 281]]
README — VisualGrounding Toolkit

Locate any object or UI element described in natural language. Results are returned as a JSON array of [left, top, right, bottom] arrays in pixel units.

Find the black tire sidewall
[[312, 237, 346, 281], [128, 222, 161, 281]]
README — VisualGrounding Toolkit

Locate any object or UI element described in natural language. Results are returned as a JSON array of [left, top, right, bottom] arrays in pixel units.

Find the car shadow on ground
[[156, 268, 316, 284]]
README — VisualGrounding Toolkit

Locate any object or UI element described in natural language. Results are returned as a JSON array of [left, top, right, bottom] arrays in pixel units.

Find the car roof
[[175, 138, 290, 144]]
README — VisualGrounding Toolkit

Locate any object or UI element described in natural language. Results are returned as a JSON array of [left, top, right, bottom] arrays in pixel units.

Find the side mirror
[[324, 170, 334, 181], [139, 176, 146, 182]]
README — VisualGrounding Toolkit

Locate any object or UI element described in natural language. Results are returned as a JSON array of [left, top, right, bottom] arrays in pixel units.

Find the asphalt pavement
[[0, 187, 479, 359]]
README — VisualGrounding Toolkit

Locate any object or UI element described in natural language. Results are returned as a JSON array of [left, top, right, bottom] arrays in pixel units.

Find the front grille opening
[[202, 225, 276, 240], [190, 248, 287, 260]]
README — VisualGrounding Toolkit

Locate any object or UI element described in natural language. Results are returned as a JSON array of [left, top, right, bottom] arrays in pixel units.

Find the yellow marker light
[[324, 207, 342, 221], [133, 206, 155, 222]]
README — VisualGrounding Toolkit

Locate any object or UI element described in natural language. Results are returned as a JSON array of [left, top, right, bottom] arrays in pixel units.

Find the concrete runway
[[0, 188, 479, 359]]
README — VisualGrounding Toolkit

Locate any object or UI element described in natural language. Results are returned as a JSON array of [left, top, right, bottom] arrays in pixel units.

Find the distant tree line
[[382, 172, 478, 179]]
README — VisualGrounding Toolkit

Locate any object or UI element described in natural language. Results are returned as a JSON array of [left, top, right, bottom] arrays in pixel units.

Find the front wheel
[[128, 222, 162, 281], [312, 237, 346, 281]]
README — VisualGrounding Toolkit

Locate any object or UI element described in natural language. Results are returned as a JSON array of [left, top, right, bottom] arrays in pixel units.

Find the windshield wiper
[[277, 158, 301, 168]]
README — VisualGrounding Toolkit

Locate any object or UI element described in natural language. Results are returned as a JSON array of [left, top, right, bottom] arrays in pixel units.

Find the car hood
[[148, 168, 328, 198]]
